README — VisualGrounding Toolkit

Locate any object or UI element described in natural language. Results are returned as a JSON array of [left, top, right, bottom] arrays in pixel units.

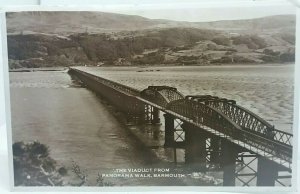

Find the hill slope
[[6, 12, 295, 68], [6, 12, 295, 35], [194, 15, 295, 33], [6, 11, 172, 35]]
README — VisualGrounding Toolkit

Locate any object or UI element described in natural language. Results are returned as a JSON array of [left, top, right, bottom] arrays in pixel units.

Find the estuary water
[[9, 70, 180, 186], [9, 64, 294, 186]]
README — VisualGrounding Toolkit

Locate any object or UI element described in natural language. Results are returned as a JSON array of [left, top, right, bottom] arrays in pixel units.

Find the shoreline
[[8, 62, 295, 72]]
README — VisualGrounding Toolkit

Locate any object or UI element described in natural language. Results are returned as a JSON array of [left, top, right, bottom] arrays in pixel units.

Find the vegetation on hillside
[[7, 27, 295, 69]]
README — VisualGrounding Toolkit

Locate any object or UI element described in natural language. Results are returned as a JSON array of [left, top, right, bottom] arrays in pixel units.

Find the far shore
[[9, 62, 295, 72]]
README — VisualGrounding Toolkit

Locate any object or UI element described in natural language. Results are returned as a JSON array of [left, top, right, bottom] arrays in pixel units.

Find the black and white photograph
[[3, 1, 297, 189]]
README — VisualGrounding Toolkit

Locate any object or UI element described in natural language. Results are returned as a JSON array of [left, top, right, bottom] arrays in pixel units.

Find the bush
[[263, 49, 280, 56], [13, 141, 63, 186], [232, 35, 266, 49], [260, 55, 279, 63], [212, 36, 231, 46], [13, 141, 114, 186], [280, 52, 295, 62]]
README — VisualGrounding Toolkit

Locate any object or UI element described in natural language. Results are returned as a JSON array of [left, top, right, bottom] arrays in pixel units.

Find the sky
[[2, 0, 297, 22], [108, 1, 297, 22]]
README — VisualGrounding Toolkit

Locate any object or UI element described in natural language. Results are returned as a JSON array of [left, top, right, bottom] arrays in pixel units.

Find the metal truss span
[[167, 97, 292, 169], [186, 95, 293, 147], [141, 86, 185, 108]]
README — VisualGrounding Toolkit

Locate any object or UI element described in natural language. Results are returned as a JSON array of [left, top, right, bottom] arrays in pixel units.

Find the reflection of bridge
[[69, 67, 293, 186]]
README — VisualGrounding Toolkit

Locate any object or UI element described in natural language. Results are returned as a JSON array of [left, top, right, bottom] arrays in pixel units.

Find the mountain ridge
[[6, 11, 296, 35]]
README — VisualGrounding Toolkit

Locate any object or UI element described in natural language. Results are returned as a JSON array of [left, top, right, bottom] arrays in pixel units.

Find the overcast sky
[[110, 2, 296, 22], [122, 6, 296, 22], [3, 0, 297, 22]]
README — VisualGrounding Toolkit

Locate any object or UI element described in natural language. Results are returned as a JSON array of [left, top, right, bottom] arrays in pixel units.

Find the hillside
[[6, 11, 172, 35], [6, 12, 295, 35], [6, 12, 295, 68], [194, 15, 296, 33], [7, 27, 295, 69]]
